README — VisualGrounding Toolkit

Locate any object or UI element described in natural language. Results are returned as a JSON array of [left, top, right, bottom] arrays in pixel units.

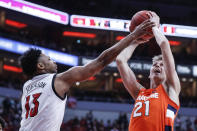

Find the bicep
[[166, 71, 181, 95], [160, 42, 181, 94], [117, 62, 143, 99]]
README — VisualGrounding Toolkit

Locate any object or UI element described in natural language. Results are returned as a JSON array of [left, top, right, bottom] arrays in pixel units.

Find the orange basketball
[[129, 10, 153, 40]]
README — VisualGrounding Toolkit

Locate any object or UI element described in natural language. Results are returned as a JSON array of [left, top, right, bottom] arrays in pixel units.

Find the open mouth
[[154, 69, 161, 74]]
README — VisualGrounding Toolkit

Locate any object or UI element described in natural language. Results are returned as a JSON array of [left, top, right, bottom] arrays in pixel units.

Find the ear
[[37, 62, 45, 70], [148, 72, 152, 79]]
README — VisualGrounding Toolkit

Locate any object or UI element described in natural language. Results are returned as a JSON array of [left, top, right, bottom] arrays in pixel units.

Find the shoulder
[[53, 73, 70, 99], [161, 83, 180, 106]]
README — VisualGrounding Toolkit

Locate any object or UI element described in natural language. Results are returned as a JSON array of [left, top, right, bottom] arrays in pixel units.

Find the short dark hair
[[19, 48, 42, 76], [0, 117, 5, 129]]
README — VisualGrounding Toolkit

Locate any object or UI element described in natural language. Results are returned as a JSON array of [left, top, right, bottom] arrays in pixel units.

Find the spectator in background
[[98, 119, 105, 131], [186, 118, 193, 131], [2, 98, 11, 115], [86, 111, 94, 130], [117, 112, 128, 131], [104, 120, 112, 130], [174, 115, 181, 131], [0, 117, 5, 131], [111, 125, 119, 131], [79, 117, 87, 131], [194, 117, 197, 131], [72, 117, 80, 131], [67, 96, 77, 108]]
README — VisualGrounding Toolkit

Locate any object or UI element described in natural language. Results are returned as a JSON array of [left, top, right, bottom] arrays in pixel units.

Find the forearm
[[116, 43, 138, 64], [152, 27, 168, 46], [97, 33, 136, 67], [152, 27, 176, 71]]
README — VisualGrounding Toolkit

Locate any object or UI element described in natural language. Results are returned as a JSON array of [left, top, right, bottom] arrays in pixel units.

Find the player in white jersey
[[19, 20, 155, 131], [20, 74, 66, 131]]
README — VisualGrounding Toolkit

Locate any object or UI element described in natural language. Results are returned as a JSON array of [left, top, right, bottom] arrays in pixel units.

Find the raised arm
[[54, 20, 155, 98], [150, 12, 181, 95], [116, 40, 146, 100]]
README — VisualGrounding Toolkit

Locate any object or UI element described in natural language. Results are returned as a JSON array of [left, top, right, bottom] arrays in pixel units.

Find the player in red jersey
[[116, 12, 181, 131]]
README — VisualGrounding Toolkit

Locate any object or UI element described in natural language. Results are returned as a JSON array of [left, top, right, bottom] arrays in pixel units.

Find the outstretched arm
[[116, 40, 146, 100], [150, 12, 181, 95], [57, 32, 137, 84], [55, 20, 155, 98]]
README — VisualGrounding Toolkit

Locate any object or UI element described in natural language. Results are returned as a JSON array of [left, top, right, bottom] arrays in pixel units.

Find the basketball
[[129, 10, 153, 40]]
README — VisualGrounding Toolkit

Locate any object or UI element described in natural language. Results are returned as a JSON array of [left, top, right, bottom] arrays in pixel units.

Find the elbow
[[159, 40, 169, 47], [116, 55, 127, 65], [116, 57, 123, 65]]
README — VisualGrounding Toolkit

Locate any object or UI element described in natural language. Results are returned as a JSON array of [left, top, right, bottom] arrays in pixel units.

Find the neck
[[150, 79, 161, 89], [35, 71, 47, 76]]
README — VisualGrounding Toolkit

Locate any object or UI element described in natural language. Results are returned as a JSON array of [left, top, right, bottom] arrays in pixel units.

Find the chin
[[53, 70, 57, 73]]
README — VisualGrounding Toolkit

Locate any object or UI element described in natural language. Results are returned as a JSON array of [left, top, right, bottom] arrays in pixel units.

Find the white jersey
[[20, 73, 67, 131]]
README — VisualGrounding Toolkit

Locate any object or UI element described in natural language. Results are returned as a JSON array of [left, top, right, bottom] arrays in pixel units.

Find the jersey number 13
[[25, 93, 42, 119]]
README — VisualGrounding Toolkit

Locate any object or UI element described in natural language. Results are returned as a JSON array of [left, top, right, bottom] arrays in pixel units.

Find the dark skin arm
[[54, 20, 155, 98]]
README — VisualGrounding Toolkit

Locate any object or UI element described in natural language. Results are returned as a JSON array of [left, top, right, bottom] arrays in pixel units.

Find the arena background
[[0, 0, 197, 130]]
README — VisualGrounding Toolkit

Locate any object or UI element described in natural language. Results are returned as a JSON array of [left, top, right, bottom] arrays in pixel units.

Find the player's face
[[38, 54, 57, 73], [149, 60, 166, 83]]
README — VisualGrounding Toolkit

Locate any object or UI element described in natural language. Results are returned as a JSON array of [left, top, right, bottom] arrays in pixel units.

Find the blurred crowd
[[0, 98, 21, 131], [174, 115, 197, 131], [0, 97, 197, 131], [61, 111, 128, 131]]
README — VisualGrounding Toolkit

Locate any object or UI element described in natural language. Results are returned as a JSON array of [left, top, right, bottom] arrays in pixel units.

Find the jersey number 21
[[133, 101, 150, 117]]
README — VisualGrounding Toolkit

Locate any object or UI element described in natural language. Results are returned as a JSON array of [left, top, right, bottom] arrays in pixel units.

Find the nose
[[155, 63, 160, 68]]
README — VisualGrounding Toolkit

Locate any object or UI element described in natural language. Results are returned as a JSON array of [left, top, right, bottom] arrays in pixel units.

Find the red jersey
[[129, 85, 180, 131]]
